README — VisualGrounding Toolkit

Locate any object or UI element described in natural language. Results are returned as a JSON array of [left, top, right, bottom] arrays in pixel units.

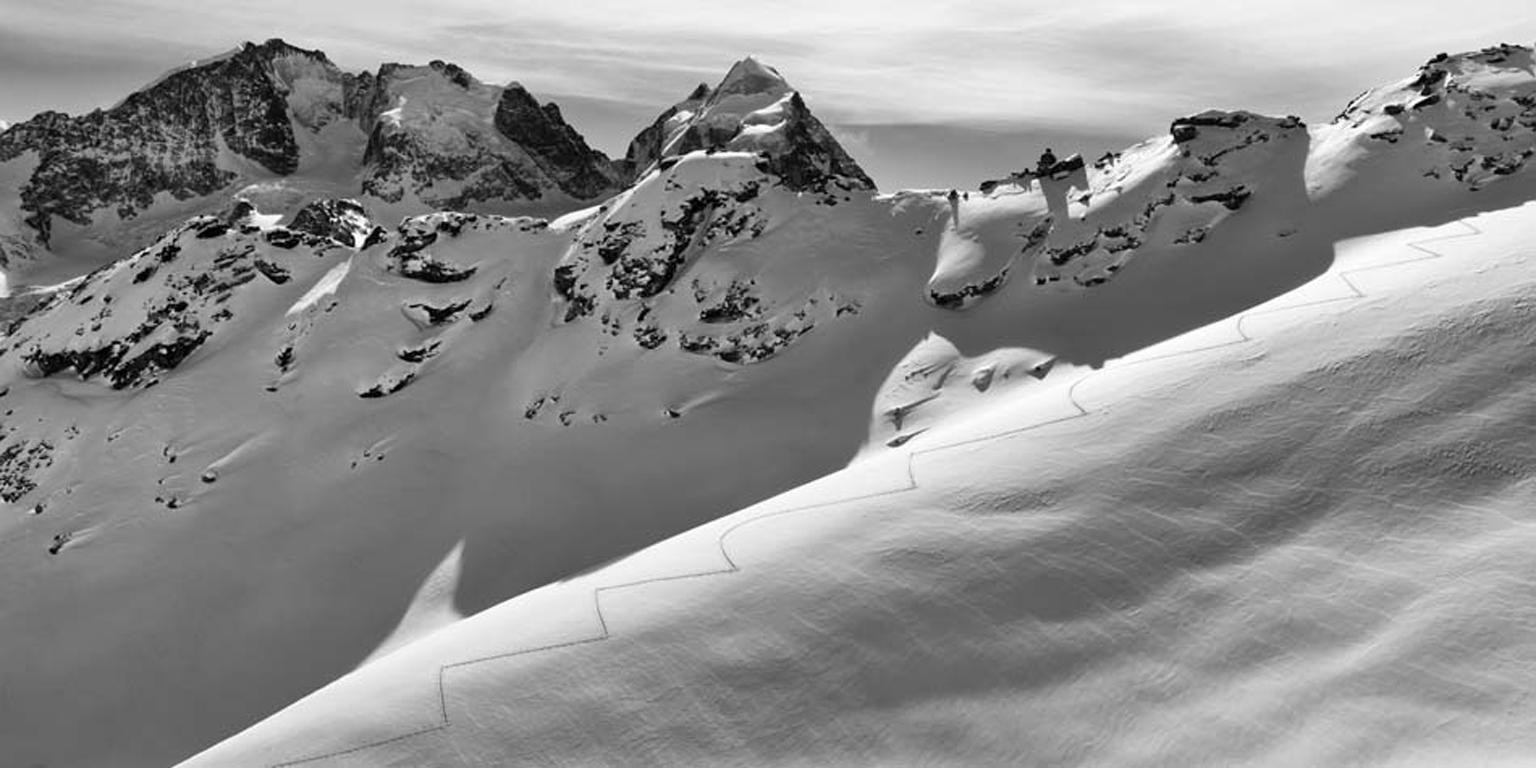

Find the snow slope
[[1, 43, 1535, 768], [184, 189, 1536, 768]]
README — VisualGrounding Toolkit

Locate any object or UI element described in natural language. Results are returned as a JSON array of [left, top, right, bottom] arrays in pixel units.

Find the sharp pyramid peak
[[712, 56, 792, 100]]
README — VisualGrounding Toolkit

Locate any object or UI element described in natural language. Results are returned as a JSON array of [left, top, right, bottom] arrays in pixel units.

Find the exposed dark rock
[[930, 270, 1009, 309], [397, 341, 441, 362], [358, 371, 416, 399], [360, 63, 621, 209], [757, 92, 875, 193], [494, 84, 624, 199], [264, 229, 302, 249], [389, 249, 476, 283], [0, 438, 53, 503], [633, 324, 667, 349], [253, 258, 291, 284], [698, 280, 762, 323], [620, 83, 711, 180], [1188, 185, 1253, 211], [404, 299, 472, 325], [0, 39, 354, 246], [288, 198, 382, 247]]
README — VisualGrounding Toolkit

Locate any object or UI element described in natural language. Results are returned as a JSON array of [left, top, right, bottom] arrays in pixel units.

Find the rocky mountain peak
[[424, 59, 477, 89], [711, 56, 790, 101], [621, 58, 874, 194], [0, 38, 360, 259], [353, 59, 623, 211], [494, 84, 624, 199]]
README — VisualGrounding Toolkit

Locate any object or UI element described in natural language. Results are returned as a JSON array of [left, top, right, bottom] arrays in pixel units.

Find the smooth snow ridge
[[181, 202, 1536, 767]]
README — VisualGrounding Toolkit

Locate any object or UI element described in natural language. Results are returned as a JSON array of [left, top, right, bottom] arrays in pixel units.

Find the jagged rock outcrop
[[288, 199, 387, 248], [0, 198, 397, 391], [930, 109, 1309, 306], [1334, 43, 1536, 188], [551, 149, 863, 368], [1024, 111, 1304, 289], [495, 83, 623, 199], [620, 83, 712, 180]]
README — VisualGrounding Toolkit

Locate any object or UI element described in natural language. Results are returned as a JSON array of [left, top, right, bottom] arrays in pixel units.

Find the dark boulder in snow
[[289, 199, 385, 248]]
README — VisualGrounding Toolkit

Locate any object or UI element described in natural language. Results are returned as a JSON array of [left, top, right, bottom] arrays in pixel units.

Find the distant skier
[[947, 188, 960, 228]]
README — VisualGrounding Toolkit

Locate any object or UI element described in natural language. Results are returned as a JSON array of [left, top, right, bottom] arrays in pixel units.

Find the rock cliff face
[[356, 61, 622, 210], [0, 40, 356, 254], [620, 83, 712, 181], [495, 84, 623, 200]]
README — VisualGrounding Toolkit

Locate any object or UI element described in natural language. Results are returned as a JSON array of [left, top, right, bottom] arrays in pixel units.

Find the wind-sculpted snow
[[178, 202, 1536, 768], [5, 43, 1536, 768], [934, 110, 1308, 307]]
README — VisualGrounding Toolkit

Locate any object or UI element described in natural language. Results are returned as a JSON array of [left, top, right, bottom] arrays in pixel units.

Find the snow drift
[[0, 42, 1534, 768]]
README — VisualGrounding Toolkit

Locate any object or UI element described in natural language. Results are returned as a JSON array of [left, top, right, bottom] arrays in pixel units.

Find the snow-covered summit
[[355, 60, 622, 211], [623, 57, 875, 194], [1320, 43, 1536, 194], [713, 55, 790, 99], [0, 41, 624, 288]]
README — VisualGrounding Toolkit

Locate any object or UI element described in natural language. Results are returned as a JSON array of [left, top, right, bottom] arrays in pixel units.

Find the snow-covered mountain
[[1, 41, 1535, 768], [0, 39, 622, 290], [619, 57, 874, 195]]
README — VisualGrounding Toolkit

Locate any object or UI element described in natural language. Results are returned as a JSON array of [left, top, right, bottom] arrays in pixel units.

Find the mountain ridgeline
[[1, 40, 1536, 768], [0, 39, 872, 276]]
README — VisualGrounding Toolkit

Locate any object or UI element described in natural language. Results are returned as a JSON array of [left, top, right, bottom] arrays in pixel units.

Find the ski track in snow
[[261, 216, 1487, 767]]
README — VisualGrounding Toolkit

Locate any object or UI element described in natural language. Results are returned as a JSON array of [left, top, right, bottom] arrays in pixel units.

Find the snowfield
[[0, 42, 1534, 768], [185, 196, 1536, 768]]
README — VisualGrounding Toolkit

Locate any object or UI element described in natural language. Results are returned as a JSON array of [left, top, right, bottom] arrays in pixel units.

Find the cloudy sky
[[1, 1, 1531, 189]]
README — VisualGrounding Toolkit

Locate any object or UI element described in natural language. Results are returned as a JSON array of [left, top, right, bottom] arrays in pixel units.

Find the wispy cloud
[[5, 0, 1532, 126], [1, 0, 1531, 188]]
